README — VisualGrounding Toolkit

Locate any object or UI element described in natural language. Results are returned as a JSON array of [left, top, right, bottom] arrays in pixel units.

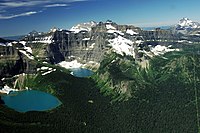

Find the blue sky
[[0, 0, 200, 37]]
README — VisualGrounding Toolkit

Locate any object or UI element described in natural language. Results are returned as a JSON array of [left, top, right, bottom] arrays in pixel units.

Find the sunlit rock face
[[22, 21, 144, 64]]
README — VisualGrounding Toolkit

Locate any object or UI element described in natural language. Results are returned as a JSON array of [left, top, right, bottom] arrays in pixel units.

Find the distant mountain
[[70, 21, 97, 33], [172, 18, 200, 35], [176, 18, 200, 30], [2, 35, 25, 41], [20, 20, 185, 66], [142, 26, 171, 31], [27, 30, 45, 37], [0, 37, 13, 45], [0, 38, 9, 44], [3, 19, 199, 66]]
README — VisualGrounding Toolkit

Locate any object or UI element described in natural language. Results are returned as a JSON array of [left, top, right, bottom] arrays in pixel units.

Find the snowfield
[[151, 45, 180, 56], [0, 43, 6, 46], [41, 69, 56, 76], [106, 24, 116, 30], [108, 36, 135, 57], [37, 66, 56, 76], [126, 29, 138, 35], [0, 85, 19, 94], [107, 29, 124, 36], [32, 36, 53, 44], [19, 50, 34, 60], [58, 60, 83, 69], [70, 21, 97, 33], [82, 38, 90, 41]]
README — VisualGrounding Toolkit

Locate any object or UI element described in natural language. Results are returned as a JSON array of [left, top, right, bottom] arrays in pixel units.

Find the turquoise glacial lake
[[2, 90, 61, 112], [71, 68, 94, 78]]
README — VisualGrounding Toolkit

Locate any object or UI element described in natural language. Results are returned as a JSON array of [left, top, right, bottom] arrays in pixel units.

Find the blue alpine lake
[[71, 68, 94, 77], [2, 90, 61, 112]]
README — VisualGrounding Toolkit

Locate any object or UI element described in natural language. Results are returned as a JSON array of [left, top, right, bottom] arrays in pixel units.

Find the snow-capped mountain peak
[[49, 27, 58, 33], [70, 21, 97, 33], [177, 18, 199, 29], [178, 18, 192, 26]]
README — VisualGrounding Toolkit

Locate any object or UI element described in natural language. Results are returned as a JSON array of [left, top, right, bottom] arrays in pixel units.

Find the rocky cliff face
[[0, 39, 37, 80], [23, 21, 143, 64], [1, 20, 200, 79], [141, 28, 178, 41], [24, 21, 178, 64]]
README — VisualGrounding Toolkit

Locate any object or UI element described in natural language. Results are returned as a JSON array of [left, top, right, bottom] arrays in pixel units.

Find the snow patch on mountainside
[[82, 38, 90, 41], [17, 41, 34, 59], [37, 66, 56, 76], [108, 36, 135, 57], [151, 45, 179, 56], [89, 43, 95, 49], [19, 50, 34, 60], [106, 24, 116, 30], [58, 60, 83, 69], [135, 40, 144, 44], [0, 85, 19, 94], [107, 29, 124, 36], [70, 21, 97, 33], [24, 46, 32, 53], [126, 29, 138, 35], [0, 43, 6, 46], [0, 42, 13, 47], [32, 36, 53, 44], [19, 41, 26, 46], [41, 69, 56, 76], [7, 43, 12, 46], [49, 27, 58, 33]]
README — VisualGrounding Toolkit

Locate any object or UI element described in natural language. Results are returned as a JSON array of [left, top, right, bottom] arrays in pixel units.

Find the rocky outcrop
[[141, 28, 179, 41], [0, 40, 37, 79]]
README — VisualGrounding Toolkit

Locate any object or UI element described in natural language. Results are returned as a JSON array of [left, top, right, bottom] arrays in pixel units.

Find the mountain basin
[[70, 68, 94, 78], [2, 90, 61, 112]]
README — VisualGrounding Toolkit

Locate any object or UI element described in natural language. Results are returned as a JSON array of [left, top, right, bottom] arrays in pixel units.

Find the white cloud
[[44, 4, 68, 8], [0, 0, 88, 8], [0, 1, 47, 7], [0, 11, 38, 19], [0, 0, 88, 19]]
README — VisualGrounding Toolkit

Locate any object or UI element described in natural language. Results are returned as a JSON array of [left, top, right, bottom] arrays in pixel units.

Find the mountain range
[[176, 17, 200, 30], [0, 18, 200, 76], [1, 18, 200, 133]]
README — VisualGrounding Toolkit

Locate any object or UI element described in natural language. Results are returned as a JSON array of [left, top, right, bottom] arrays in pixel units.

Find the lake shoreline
[[2, 90, 61, 113]]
